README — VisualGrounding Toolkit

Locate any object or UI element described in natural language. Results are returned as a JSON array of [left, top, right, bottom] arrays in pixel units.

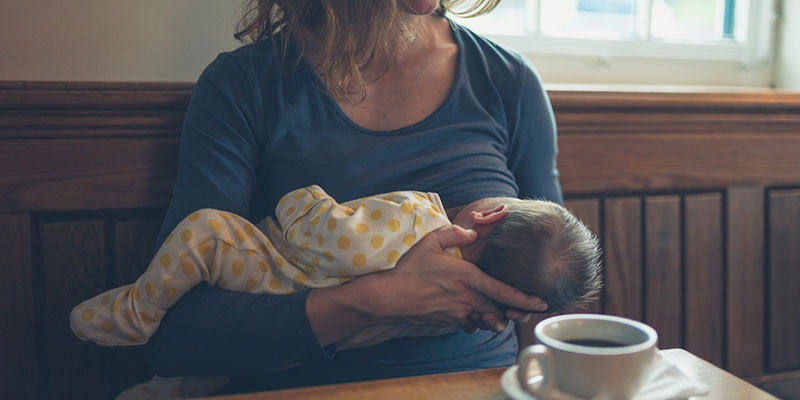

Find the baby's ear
[[471, 204, 509, 226]]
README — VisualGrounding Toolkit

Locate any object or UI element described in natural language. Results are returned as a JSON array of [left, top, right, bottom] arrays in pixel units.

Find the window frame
[[453, 0, 778, 86]]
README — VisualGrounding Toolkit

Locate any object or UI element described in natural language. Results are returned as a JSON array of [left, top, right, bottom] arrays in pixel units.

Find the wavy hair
[[234, 0, 500, 103]]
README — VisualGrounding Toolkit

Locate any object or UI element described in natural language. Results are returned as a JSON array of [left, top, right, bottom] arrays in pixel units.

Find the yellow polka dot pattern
[[338, 236, 350, 250], [159, 253, 171, 267], [232, 261, 244, 275], [386, 250, 400, 263], [352, 254, 366, 268]]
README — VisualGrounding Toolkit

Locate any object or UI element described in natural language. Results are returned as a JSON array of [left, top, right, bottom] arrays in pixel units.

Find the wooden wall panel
[[558, 133, 800, 195], [4, 84, 800, 392], [684, 193, 724, 368], [0, 213, 36, 399], [114, 218, 162, 285], [603, 197, 642, 320], [564, 198, 602, 313], [0, 138, 179, 213], [726, 186, 765, 379], [107, 218, 162, 395], [644, 196, 682, 349], [40, 220, 108, 400], [767, 189, 800, 371], [548, 89, 800, 114], [0, 81, 193, 110]]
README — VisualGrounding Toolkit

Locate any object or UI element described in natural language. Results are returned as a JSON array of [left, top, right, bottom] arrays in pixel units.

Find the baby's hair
[[477, 199, 602, 313]]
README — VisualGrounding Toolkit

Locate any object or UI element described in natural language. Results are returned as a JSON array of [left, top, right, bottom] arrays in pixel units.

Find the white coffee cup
[[518, 314, 658, 399]]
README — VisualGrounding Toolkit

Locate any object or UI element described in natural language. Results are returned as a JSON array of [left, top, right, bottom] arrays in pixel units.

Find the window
[[451, 0, 777, 86]]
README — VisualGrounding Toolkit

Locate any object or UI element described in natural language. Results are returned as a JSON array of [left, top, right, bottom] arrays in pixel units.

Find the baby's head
[[452, 198, 602, 313]]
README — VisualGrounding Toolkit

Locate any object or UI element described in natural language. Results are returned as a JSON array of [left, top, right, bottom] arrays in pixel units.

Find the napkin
[[631, 350, 709, 400]]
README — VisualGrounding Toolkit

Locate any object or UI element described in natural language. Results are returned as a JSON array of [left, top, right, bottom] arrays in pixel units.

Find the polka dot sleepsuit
[[70, 185, 462, 351]]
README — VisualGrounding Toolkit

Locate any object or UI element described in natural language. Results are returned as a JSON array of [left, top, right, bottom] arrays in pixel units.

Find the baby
[[71, 185, 601, 399], [71, 185, 600, 349]]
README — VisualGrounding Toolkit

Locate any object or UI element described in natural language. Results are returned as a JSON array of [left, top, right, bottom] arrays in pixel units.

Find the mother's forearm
[[143, 285, 334, 377], [306, 276, 385, 347]]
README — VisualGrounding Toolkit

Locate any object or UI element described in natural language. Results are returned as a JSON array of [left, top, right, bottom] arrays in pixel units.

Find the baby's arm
[[272, 185, 452, 283]]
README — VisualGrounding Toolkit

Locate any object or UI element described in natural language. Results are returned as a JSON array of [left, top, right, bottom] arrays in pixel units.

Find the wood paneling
[[0, 81, 192, 110], [684, 193, 724, 367], [603, 197, 642, 320], [0, 138, 179, 213], [548, 89, 800, 114], [113, 218, 162, 285], [558, 133, 800, 194], [40, 220, 108, 400], [107, 218, 162, 395], [767, 189, 800, 371], [644, 196, 682, 349], [727, 186, 765, 379], [3, 83, 800, 396], [550, 90, 800, 195], [564, 198, 602, 313], [0, 214, 36, 399]]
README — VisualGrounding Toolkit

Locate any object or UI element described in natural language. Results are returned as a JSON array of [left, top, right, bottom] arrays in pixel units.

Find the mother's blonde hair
[[235, 0, 500, 103]]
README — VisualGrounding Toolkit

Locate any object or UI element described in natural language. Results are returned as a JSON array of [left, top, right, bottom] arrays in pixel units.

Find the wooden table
[[205, 349, 777, 399]]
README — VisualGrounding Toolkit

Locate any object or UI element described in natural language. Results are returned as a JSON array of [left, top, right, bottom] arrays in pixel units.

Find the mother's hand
[[363, 225, 548, 332]]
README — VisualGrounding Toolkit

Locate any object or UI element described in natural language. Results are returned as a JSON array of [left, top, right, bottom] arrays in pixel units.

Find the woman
[[144, 0, 561, 393]]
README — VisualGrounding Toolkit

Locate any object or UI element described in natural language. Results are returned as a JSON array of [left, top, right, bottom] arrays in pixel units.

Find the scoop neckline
[[313, 18, 465, 137]]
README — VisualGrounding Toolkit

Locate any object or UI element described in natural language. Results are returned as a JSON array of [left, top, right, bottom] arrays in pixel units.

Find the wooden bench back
[[2, 82, 800, 399]]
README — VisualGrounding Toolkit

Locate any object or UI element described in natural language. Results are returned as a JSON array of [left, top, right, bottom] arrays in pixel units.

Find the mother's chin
[[399, 0, 440, 15]]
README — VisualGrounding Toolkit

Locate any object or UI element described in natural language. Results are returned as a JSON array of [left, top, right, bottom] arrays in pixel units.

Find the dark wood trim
[[726, 186, 766, 379], [684, 193, 725, 368], [766, 188, 800, 371], [548, 89, 800, 114], [603, 197, 642, 320], [0, 81, 193, 110], [644, 196, 682, 349], [0, 138, 180, 213], [0, 213, 36, 399], [558, 133, 800, 194]]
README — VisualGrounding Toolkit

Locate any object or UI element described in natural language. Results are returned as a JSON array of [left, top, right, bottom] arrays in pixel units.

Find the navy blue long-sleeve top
[[143, 20, 562, 393]]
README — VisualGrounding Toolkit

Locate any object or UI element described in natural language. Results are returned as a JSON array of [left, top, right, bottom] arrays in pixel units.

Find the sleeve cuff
[[294, 290, 336, 361]]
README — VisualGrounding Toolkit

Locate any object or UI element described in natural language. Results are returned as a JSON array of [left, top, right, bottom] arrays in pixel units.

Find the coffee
[[519, 314, 658, 399], [562, 338, 627, 347]]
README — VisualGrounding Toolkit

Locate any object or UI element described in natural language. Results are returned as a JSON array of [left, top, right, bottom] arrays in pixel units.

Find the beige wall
[[1, 0, 797, 87], [776, 0, 800, 89], [0, 0, 242, 82]]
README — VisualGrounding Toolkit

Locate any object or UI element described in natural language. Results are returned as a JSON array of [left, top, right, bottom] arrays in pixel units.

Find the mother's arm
[[143, 54, 343, 376]]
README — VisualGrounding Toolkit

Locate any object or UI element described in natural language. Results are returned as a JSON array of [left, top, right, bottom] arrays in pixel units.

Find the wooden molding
[[548, 89, 800, 114]]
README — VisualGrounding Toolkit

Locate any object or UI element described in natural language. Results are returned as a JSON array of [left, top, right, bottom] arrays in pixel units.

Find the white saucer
[[500, 364, 543, 400]]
